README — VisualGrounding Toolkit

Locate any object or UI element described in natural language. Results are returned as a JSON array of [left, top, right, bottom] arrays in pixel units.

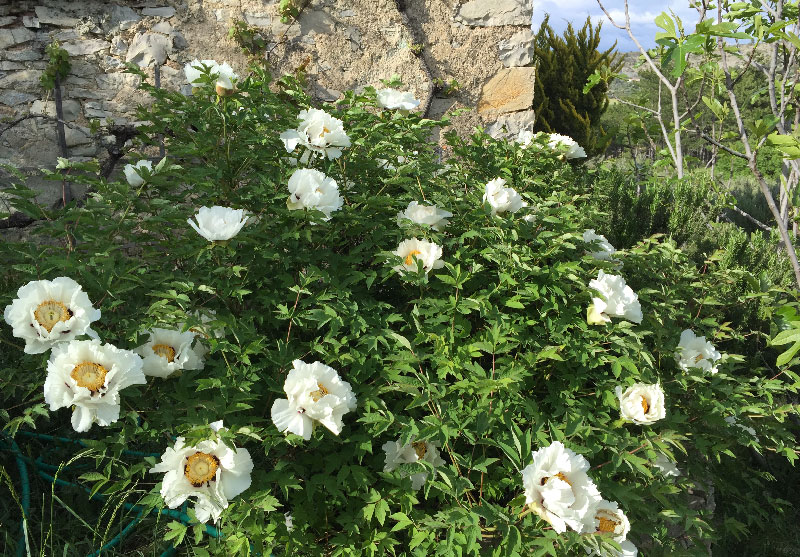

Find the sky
[[531, 0, 702, 52]]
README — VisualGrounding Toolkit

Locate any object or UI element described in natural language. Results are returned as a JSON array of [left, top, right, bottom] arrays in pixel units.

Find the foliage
[[533, 15, 622, 158], [278, 0, 306, 24], [228, 20, 268, 59], [39, 40, 71, 91], [1, 65, 799, 556]]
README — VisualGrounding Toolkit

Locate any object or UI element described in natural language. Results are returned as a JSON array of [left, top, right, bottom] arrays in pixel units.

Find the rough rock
[[62, 40, 109, 56], [126, 32, 171, 67], [299, 10, 335, 35], [0, 28, 35, 50], [244, 13, 271, 28], [0, 70, 43, 91], [142, 7, 176, 18], [0, 90, 36, 106], [478, 67, 536, 114], [110, 37, 128, 56], [3, 50, 41, 62], [151, 21, 172, 34], [22, 16, 40, 29], [485, 109, 536, 138], [31, 99, 81, 121], [64, 125, 92, 147], [109, 5, 140, 30], [34, 6, 80, 27], [171, 32, 188, 50], [498, 30, 534, 67], [454, 0, 532, 27], [0, 16, 17, 27]]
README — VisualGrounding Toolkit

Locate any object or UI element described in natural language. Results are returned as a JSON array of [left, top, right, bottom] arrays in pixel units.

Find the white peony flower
[[392, 238, 444, 275], [516, 129, 536, 148], [382, 437, 446, 490], [184, 59, 238, 94], [548, 133, 587, 159], [483, 178, 527, 216], [397, 201, 452, 230], [584, 499, 630, 543], [150, 420, 253, 523], [521, 441, 602, 534], [653, 454, 681, 477], [595, 541, 638, 557], [675, 329, 721, 374], [587, 271, 642, 325], [123, 160, 153, 187], [583, 229, 618, 262], [134, 328, 205, 378], [187, 206, 249, 242], [615, 383, 666, 425], [44, 339, 146, 432], [286, 168, 343, 221], [3, 277, 101, 354], [376, 88, 421, 110], [271, 360, 357, 440], [280, 108, 351, 163]]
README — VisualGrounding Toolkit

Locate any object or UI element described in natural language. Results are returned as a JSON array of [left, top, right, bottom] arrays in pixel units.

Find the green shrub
[[0, 65, 798, 556]]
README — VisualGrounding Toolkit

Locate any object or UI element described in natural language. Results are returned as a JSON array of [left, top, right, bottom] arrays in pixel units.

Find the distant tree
[[532, 15, 622, 157]]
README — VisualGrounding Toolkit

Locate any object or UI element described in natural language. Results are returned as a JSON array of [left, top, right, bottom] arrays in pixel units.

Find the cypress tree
[[533, 15, 621, 157]]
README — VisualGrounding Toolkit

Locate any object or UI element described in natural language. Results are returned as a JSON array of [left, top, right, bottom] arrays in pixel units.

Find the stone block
[[455, 0, 532, 27], [22, 16, 40, 28], [478, 67, 535, 114], [244, 13, 271, 28], [171, 32, 188, 50], [3, 50, 41, 62], [31, 99, 81, 121], [64, 125, 92, 147], [62, 39, 109, 56], [142, 7, 176, 18], [0, 90, 36, 106], [67, 87, 107, 99], [0, 16, 18, 27], [485, 109, 536, 138], [109, 5, 140, 30], [300, 10, 335, 35], [34, 6, 80, 27], [151, 21, 172, 34], [0, 69, 43, 90], [110, 37, 128, 56], [126, 32, 171, 67], [0, 27, 35, 49], [499, 29, 534, 67]]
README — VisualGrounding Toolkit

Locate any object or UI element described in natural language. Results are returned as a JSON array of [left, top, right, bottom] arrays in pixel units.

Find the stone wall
[[0, 0, 536, 215]]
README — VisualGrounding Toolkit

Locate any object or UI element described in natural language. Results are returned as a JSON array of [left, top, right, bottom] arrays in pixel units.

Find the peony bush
[[0, 64, 798, 556]]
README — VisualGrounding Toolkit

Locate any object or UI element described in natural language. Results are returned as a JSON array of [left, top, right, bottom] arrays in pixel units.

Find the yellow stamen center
[[320, 126, 331, 137], [641, 396, 650, 414], [404, 250, 422, 266], [34, 300, 71, 332], [184, 452, 220, 487], [152, 344, 176, 362], [694, 353, 705, 363], [70, 362, 108, 392], [309, 382, 330, 402], [412, 441, 427, 459], [596, 514, 621, 534], [541, 472, 571, 486]]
